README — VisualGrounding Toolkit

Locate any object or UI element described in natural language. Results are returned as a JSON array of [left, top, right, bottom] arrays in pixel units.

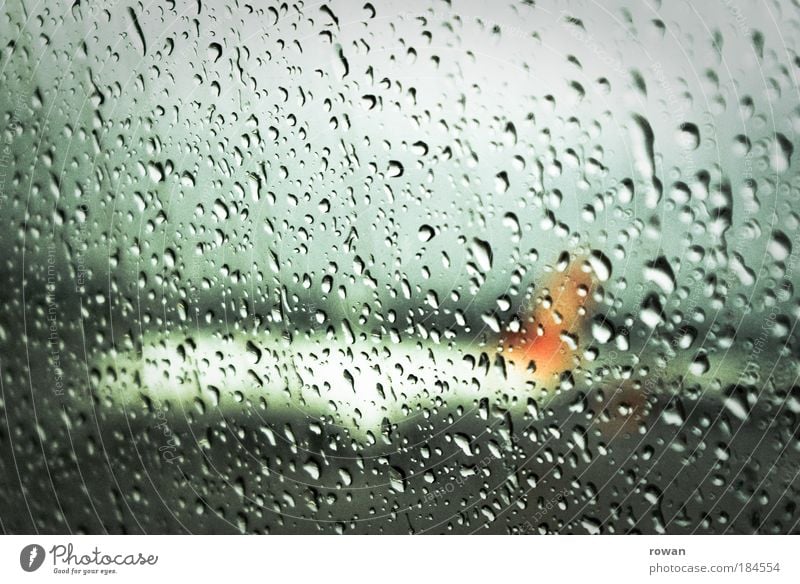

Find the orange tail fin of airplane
[[500, 254, 596, 386]]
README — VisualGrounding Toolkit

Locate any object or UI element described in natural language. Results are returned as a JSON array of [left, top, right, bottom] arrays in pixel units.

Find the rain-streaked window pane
[[0, 0, 799, 536]]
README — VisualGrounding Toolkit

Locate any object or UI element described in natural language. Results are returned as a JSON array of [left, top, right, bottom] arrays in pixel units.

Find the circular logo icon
[[20, 544, 46, 572]]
